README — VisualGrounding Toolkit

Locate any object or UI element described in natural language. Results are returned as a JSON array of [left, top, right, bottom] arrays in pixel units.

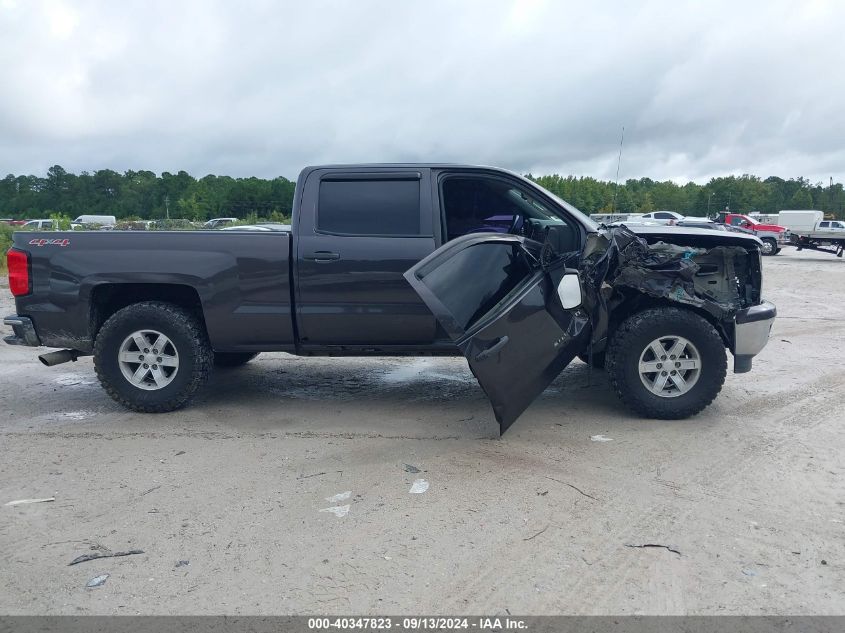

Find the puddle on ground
[[379, 358, 474, 386], [53, 373, 98, 387]]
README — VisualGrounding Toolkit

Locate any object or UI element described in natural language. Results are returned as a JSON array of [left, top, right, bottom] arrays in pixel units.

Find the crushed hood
[[622, 225, 764, 248]]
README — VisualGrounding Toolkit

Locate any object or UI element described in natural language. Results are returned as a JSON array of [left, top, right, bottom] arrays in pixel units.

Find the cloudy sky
[[1, 0, 844, 183]]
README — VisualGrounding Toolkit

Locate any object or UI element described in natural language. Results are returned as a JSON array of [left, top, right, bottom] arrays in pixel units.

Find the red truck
[[715, 212, 790, 256]]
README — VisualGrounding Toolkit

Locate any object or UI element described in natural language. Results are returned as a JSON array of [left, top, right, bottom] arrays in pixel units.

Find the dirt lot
[[0, 248, 843, 615]]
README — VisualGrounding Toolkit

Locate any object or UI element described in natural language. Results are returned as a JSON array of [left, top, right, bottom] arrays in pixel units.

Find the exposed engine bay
[[576, 226, 762, 350]]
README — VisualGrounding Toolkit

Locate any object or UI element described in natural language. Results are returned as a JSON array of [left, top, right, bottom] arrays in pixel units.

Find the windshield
[[504, 188, 564, 223], [516, 175, 600, 232]]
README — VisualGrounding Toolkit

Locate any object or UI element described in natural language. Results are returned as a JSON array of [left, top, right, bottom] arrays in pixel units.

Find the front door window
[[440, 177, 579, 254]]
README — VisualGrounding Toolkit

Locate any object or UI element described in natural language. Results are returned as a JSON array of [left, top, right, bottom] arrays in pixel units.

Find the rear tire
[[214, 352, 259, 367], [605, 307, 726, 419], [94, 302, 213, 413]]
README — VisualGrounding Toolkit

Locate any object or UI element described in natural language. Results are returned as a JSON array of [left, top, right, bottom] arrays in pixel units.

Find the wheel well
[[606, 294, 731, 349], [90, 284, 206, 339]]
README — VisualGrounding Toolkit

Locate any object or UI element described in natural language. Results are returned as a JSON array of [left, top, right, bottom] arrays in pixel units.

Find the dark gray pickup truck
[[4, 164, 776, 432]]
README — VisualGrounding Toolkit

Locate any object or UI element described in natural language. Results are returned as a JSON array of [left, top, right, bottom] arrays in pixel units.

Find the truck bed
[[790, 230, 845, 240], [12, 230, 295, 353]]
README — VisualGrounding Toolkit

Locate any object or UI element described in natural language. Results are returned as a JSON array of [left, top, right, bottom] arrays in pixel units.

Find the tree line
[[528, 174, 845, 218], [0, 165, 296, 222], [2, 165, 844, 220]]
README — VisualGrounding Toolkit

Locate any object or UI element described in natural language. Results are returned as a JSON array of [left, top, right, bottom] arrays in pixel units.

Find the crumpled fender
[[578, 227, 752, 347]]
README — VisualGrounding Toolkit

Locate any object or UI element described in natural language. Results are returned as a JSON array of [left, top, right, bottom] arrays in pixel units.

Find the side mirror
[[557, 273, 582, 310]]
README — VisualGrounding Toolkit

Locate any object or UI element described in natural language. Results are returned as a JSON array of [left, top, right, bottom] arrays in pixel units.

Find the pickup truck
[[714, 212, 790, 256], [790, 225, 845, 258], [777, 209, 845, 256], [4, 164, 776, 433]]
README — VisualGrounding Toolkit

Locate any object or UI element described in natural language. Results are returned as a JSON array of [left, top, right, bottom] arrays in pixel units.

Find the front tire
[[605, 307, 726, 419], [94, 302, 213, 412]]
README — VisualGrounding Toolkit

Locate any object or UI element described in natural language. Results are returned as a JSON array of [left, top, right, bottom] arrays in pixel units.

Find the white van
[[73, 215, 117, 227]]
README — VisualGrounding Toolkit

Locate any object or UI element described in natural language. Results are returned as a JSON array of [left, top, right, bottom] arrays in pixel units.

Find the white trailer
[[749, 212, 780, 224], [778, 210, 823, 232]]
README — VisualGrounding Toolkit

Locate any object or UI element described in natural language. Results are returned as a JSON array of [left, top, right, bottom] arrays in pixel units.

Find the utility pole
[[611, 126, 625, 214], [165, 195, 170, 220]]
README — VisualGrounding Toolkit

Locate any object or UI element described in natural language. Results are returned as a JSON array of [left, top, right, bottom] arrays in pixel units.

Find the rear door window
[[318, 178, 422, 236]]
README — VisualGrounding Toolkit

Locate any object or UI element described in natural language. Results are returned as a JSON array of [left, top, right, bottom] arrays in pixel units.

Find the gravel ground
[[0, 248, 843, 615]]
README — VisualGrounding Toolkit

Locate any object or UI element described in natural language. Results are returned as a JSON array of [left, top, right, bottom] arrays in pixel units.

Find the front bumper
[[3, 315, 41, 347], [732, 301, 776, 373]]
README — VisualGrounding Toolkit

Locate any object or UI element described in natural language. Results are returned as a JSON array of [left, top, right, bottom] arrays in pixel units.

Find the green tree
[[638, 192, 655, 212], [787, 188, 813, 209]]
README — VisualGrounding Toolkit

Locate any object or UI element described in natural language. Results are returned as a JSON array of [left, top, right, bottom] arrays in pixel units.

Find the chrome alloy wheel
[[638, 335, 701, 398], [118, 329, 179, 390]]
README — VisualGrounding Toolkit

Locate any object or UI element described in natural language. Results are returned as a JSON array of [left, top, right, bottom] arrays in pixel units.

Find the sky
[[1, 0, 844, 184]]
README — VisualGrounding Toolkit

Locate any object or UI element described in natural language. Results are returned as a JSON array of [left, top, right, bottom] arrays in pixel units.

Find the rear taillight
[[7, 249, 31, 296]]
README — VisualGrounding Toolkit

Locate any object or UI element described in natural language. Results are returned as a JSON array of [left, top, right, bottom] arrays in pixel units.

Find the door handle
[[474, 336, 510, 362], [304, 251, 341, 262]]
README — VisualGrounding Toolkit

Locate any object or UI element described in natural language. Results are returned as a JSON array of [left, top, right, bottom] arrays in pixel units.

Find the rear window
[[318, 179, 421, 236]]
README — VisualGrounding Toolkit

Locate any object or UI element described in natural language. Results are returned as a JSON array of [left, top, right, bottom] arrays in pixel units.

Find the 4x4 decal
[[29, 238, 70, 247]]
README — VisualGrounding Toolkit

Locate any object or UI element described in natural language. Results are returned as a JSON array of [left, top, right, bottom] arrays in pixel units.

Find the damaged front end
[[581, 226, 774, 373]]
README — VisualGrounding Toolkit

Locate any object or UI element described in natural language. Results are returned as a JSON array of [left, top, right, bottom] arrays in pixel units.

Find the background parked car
[[21, 219, 56, 230], [636, 211, 686, 225], [714, 212, 789, 255], [204, 217, 238, 229]]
